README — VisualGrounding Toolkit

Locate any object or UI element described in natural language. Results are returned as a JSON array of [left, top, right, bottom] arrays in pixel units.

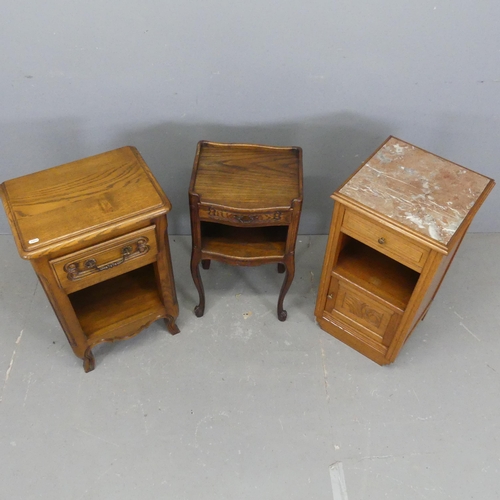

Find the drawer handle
[[65, 238, 149, 280], [378, 237, 386, 245], [234, 214, 258, 224]]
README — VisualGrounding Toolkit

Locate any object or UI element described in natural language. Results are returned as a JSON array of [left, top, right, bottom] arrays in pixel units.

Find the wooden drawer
[[51, 226, 158, 293], [199, 205, 291, 226], [341, 209, 429, 272], [324, 274, 402, 348]]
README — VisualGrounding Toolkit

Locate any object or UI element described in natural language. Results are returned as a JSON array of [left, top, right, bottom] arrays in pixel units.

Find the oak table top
[[190, 141, 302, 210], [1, 146, 169, 259]]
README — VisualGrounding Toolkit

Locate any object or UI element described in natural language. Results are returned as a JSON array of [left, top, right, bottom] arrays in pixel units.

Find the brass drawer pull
[[378, 237, 386, 244], [84, 245, 131, 272], [65, 239, 149, 280]]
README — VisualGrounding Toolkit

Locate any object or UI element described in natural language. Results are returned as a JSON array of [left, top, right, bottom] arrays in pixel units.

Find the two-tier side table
[[189, 141, 303, 321], [315, 136, 494, 365], [1, 146, 179, 372]]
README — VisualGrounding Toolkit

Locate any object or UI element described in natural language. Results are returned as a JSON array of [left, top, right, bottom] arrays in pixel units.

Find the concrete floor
[[0, 233, 499, 499]]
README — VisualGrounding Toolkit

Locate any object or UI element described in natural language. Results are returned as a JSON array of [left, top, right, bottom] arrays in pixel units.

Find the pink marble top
[[338, 137, 491, 245]]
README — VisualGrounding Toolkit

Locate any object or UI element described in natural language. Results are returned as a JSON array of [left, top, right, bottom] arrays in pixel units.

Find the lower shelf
[[200, 222, 287, 261], [69, 264, 165, 342]]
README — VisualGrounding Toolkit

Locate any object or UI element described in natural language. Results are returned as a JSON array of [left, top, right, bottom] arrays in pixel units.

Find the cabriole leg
[[190, 253, 206, 317], [164, 315, 180, 334], [277, 260, 295, 322]]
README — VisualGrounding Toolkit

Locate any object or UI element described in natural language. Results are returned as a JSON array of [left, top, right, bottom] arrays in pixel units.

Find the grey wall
[[1, 1, 498, 235]]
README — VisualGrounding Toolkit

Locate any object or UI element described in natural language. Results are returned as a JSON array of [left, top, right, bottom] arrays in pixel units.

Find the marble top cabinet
[[315, 136, 495, 365]]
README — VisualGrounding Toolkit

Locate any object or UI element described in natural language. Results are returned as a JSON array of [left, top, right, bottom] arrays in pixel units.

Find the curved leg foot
[[277, 262, 295, 322], [277, 263, 285, 274], [190, 255, 206, 317], [83, 348, 95, 373], [202, 259, 211, 270], [164, 315, 180, 334]]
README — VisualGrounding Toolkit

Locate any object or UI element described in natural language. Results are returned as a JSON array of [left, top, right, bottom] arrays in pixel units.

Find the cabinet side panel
[[386, 250, 446, 361], [314, 203, 345, 318], [392, 237, 463, 357], [154, 215, 179, 317], [31, 258, 89, 359]]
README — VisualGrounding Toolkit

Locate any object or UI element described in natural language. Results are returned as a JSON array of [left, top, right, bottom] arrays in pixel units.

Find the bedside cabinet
[[189, 141, 303, 321], [1, 146, 179, 372], [315, 137, 494, 365]]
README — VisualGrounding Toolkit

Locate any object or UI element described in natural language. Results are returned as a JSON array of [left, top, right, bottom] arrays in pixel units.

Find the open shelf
[[334, 237, 420, 311], [69, 264, 165, 342], [200, 222, 287, 260]]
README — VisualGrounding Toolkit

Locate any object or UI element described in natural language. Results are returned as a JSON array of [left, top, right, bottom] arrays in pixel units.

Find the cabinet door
[[324, 275, 402, 348]]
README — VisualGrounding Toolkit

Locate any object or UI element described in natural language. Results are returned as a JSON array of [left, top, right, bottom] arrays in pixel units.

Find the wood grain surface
[[1, 146, 166, 257]]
